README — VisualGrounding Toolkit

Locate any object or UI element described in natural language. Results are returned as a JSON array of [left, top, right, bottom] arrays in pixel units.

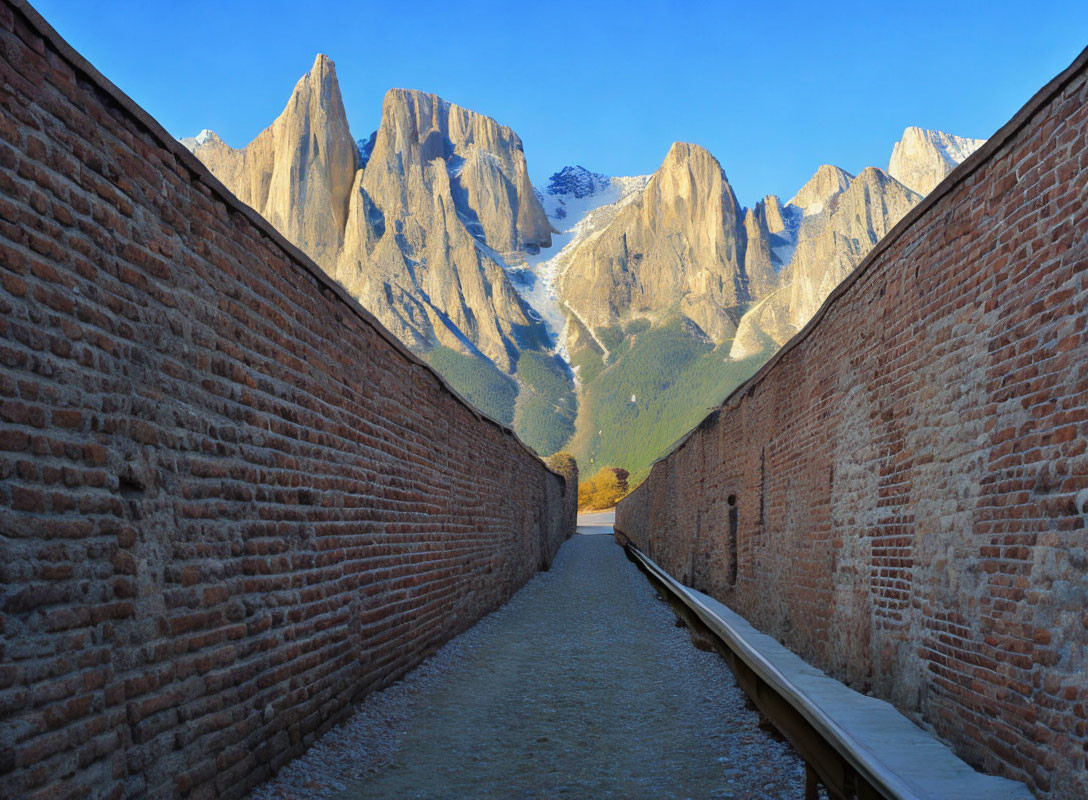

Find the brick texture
[[617, 49, 1088, 798], [0, 2, 575, 798]]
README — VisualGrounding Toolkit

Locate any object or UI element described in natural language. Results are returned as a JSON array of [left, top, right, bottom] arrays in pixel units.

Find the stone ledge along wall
[[0, 2, 576, 798], [617, 48, 1088, 799]]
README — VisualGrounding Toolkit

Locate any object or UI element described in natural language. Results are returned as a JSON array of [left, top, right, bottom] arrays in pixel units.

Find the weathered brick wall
[[617, 49, 1088, 798], [0, 2, 575, 798]]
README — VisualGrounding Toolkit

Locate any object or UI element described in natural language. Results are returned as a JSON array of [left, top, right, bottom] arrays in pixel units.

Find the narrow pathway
[[253, 514, 805, 800]]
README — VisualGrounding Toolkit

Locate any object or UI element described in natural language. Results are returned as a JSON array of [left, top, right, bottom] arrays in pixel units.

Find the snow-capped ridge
[[495, 168, 650, 364], [888, 127, 986, 195], [546, 165, 612, 199]]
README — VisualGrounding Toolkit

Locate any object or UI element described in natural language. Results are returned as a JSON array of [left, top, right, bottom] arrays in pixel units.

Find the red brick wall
[[617, 49, 1088, 798], [0, 3, 575, 798]]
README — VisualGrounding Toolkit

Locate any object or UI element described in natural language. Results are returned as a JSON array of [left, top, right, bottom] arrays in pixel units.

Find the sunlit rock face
[[786, 164, 853, 216], [730, 125, 983, 361], [183, 54, 358, 270], [336, 87, 553, 371], [888, 126, 985, 196], [558, 142, 750, 343], [185, 61, 554, 373], [731, 167, 920, 358]]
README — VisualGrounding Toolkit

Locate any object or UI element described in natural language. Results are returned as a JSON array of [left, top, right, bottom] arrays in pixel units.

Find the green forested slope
[[426, 318, 768, 478], [513, 351, 577, 456], [569, 318, 769, 483], [425, 347, 518, 427]]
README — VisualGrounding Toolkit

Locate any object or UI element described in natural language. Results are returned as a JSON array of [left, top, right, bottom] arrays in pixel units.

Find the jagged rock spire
[[184, 54, 358, 269]]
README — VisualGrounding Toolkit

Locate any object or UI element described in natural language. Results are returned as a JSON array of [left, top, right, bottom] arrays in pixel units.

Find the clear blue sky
[[33, 0, 1088, 207]]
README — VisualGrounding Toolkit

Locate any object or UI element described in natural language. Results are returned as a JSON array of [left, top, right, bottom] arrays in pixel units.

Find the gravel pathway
[[249, 532, 806, 800]]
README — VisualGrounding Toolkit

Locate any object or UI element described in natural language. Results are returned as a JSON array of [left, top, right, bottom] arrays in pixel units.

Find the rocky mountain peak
[[184, 53, 357, 269], [303, 53, 337, 97], [659, 141, 724, 176], [787, 164, 854, 215], [730, 161, 921, 360], [648, 142, 738, 214], [855, 166, 899, 189], [888, 126, 986, 195], [557, 140, 747, 344], [366, 88, 553, 253], [760, 194, 787, 234], [545, 166, 611, 199], [179, 128, 221, 149], [185, 61, 554, 379], [743, 203, 779, 300]]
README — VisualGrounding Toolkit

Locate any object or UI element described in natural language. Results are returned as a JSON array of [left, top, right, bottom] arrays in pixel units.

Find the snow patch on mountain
[[503, 167, 650, 361], [911, 128, 983, 170], [179, 129, 221, 152], [769, 204, 803, 266]]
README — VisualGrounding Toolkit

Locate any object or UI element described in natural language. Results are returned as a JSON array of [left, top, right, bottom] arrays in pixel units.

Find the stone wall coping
[[627, 543, 1035, 800]]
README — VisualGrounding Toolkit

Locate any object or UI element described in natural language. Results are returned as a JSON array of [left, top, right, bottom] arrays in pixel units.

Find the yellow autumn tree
[[577, 467, 630, 510]]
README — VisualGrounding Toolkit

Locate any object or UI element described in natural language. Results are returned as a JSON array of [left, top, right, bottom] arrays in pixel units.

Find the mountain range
[[183, 54, 984, 480]]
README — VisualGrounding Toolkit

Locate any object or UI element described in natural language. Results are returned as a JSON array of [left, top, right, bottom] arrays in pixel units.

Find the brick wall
[[0, 2, 575, 798], [617, 48, 1088, 798]]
